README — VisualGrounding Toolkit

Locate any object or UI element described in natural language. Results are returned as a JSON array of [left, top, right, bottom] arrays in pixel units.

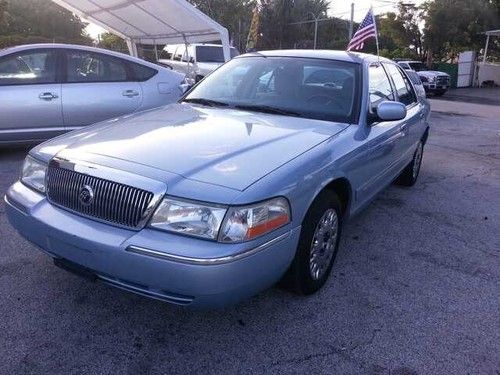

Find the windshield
[[184, 56, 360, 123], [408, 62, 427, 72], [196, 46, 239, 63]]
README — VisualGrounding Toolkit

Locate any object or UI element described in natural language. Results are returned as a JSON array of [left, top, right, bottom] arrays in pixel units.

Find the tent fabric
[[51, 0, 230, 60]]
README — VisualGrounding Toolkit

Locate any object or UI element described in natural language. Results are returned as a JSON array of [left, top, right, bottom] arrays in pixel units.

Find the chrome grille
[[46, 166, 155, 229], [436, 76, 450, 85]]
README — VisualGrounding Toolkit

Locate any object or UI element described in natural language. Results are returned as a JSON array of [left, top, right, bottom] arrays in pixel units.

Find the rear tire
[[282, 191, 343, 295], [395, 141, 424, 187]]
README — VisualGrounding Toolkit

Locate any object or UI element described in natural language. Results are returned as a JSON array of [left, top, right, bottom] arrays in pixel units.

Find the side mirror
[[179, 82, 194, 94], [376, 101, 407, 122]]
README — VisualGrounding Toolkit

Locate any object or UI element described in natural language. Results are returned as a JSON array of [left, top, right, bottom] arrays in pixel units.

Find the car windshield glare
[[184, 56, 360, 123]]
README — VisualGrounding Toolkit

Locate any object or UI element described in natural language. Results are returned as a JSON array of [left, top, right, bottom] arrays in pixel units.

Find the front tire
[[395, 141, 424, 186], [283, 191, 343, 295]]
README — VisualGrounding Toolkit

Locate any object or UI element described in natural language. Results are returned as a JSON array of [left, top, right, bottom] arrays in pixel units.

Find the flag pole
[[372, 6, 380, 61]]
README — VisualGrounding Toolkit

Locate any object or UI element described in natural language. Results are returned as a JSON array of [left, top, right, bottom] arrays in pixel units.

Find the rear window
[[195, 46, 239, 63], [408, 62, 426, 72], [130, 62, 157, 81]]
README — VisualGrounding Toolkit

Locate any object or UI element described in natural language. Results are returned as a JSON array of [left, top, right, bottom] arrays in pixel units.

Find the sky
[[85, 24, 105, 39], [85, 0, 424, 39], [328, 0, 423, 22]]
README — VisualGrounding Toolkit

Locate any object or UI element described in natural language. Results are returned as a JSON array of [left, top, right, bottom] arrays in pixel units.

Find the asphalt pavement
[[0, 93, 499, 374]]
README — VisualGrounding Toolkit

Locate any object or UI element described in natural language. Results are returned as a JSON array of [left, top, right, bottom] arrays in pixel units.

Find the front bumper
[[5, 182, 300, 308], [422, 82, 450, 91]]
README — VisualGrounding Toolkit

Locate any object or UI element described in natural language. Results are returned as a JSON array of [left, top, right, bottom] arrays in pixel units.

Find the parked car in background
[[397, 60, 450, 96], [0, 44, 185, 145], [5, 50, 430, 308], [158, 43, 239, 83], [405, 70, 427, 99]]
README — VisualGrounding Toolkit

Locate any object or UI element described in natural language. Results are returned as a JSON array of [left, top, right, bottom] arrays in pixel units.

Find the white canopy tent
[[51, 0, 231, 61]]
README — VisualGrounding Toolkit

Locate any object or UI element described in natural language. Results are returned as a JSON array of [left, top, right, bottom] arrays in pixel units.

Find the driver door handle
[[122, 90, 139, 98], [39, 92, 59, 100], [400, 123, 409, 136]]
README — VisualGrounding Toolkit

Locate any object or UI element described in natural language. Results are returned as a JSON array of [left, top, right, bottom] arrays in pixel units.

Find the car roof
[[164, 43, 237, 48], [0, 43, 164, 70], [236, 49, 393, 64]]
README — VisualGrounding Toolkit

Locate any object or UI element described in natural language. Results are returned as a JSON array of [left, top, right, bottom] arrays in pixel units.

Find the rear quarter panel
[[140, 69, 184, 109]]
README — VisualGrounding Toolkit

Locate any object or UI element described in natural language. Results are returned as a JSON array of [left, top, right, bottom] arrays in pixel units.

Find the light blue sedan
[[5, 50, 430, 308]]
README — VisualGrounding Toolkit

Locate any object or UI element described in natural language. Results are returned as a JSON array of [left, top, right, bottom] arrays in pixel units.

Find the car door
[[61, 49, 142, 129], [383, 63, 423, 165], [0, 48, 63, 143], [350, 62, 406, 207]]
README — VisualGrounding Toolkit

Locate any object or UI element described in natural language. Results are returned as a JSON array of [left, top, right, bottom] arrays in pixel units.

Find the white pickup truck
[[158, 44, 239, 83], [397, 60, 451, 96]]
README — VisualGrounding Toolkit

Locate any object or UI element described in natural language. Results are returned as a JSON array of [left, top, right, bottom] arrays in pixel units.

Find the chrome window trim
[[46, 155, 166, 230], [126, 229, 295, 265]]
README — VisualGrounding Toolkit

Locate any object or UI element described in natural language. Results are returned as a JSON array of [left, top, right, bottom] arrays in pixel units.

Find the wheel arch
[[303, 177, 353, 223], [324, 177, 352, 217], [422, 126, 430, 145]]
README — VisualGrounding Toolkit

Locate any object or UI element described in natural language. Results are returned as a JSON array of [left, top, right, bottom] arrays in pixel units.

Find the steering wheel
[[307, 95, 345, 111]]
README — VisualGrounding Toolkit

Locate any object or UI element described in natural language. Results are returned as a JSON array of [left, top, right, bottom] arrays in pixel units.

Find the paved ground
[[436, 87, 500, 106], [0, 95, 499, 374]]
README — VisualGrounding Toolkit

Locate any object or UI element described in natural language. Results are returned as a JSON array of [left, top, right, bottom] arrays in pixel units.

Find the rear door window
[[65, 50, 128, 83], [384, 63, 417, 106]]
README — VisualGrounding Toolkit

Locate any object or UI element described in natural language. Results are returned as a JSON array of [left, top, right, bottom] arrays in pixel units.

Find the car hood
[[36, 104, 348, 191], [418, 70, 450, 77]]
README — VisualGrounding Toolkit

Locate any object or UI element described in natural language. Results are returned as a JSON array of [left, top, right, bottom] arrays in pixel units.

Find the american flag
[[347, 8, 377, 51]]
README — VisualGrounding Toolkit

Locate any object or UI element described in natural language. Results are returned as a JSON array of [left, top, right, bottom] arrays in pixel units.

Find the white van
[[158, 43, 239, 82]]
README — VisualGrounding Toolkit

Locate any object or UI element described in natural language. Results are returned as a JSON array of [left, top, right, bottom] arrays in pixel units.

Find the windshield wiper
[[234, 104, 302, 117], [182, 98, 229, 107]]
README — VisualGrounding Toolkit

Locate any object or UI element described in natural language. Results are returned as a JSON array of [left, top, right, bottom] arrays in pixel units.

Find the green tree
[[422, 0, 499, 63], [0, 0, 91, 49], [0, 0, 7, 27], [378, 3, 423, 60], [258, 0, 329, 50], [97, 32, 128, 53], [188, 0, 255, 52]]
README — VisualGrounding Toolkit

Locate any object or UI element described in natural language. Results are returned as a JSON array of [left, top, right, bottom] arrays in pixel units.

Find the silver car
[[0, 44, 185, 145]]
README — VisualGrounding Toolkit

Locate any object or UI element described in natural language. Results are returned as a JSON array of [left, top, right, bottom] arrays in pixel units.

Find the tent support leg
[[220, 29, 231, 62], [126, 39, 139, 57], [483, 34, 490, 64]]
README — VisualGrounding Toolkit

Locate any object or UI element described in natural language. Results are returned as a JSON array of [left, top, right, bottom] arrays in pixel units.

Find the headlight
[[149, 198, 227, 240], [21, 156, 47, 194], [219, 197, 290, 243], [428, 76, 436, 82]]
